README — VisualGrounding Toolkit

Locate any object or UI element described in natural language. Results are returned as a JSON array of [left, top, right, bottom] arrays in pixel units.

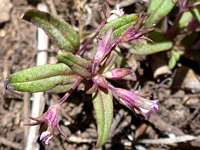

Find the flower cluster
[[25, 5, 159, 145], [90, 19, 159, 119]]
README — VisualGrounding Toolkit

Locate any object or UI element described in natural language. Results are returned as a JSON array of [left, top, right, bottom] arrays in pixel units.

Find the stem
[[165, 10, 183, 40], [84, 78, 91, 90], [57, 76, 83, 105], [165, 0, 198, 39], [76, 19, 106, 55]]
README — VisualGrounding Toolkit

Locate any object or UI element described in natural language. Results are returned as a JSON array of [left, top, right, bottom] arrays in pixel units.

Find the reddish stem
[[57, 76, 83, 105], [84, 78, 91, 90], [165, 10, 183, 40]]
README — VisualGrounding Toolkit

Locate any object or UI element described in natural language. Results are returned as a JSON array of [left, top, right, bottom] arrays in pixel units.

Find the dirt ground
[[0, 0, 200, 150]]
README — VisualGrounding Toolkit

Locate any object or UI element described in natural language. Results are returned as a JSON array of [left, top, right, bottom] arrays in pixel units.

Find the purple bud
[[103, 68, 133, 80], [92, 74, 109, 89], [92, 27, 114, 73], [188, 18, 199, 31], [119, 13, 153, 43], [111, 87, 159, 119], [25, 104, 70, 144]]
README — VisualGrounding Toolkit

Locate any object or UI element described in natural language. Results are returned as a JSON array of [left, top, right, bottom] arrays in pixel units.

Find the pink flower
[[118, 13, 153, 43], [92, 74, 109, 89], [103, 68, 134, 80], [92, 27, 114, 73], [111, 87, 159, 119], [25, 104, 69, 145]]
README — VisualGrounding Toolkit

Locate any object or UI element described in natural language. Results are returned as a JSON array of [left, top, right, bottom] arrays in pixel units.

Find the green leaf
[[179, 3, 200, 30], [93, 87, 113, 148], [8, 63, 73, 83], [178, 12, 193, 29], [146, 0, 177, 28], [22, 9, 80, 52], [99, 14, 139, 38], [58, 51, 92, 78], [131, 32, 173, 55], [168, 50, 184, 69], [7, 75, 78, 92], [131, 41, 173, 55], [192, 3, 200, 23], [50, 83, 75, 93], [6, 63, 79, 92]]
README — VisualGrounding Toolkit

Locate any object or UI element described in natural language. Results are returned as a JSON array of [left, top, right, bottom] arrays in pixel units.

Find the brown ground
[[0, 0, 200, 150]]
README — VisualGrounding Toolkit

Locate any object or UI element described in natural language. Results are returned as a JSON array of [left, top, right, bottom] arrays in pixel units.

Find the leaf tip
[[21, 9, 34, 21]]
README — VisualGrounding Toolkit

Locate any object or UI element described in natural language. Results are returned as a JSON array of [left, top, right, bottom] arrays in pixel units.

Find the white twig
[[138, 135, 200, 145], [24, 3, 49, 150]]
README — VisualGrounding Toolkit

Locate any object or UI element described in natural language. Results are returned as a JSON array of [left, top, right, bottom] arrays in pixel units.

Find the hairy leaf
[[7, 75, 78, 92], [6, 63, 78, 92], [131, 31, 173, 55], [8, 63, 73, 83], [58, 51, 92, 78], [93, 87, 113, 148], [22, 9, 80, 52], [146, 0, 177, 28], [100, 14, 139, 38], [49, 83, 75, 93]]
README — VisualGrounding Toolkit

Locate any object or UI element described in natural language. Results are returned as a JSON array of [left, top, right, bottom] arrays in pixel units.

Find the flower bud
[[25, 104, 69, 144], [103, 68, 133, 80], [93, 27, 114, 73], [112, 87, 159, 119], [92, 74, 109, 89], [119, 13, 153, 43]]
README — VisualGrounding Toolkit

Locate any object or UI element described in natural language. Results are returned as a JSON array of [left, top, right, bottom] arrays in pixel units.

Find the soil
[[0, 0, 200, 150]]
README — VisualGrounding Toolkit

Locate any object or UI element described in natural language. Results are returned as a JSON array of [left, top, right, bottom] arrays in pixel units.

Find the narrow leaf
[[146, 0, 177, 28], [93, 87, 113, 148], [58, 51, 92, 78], [131, 32, 173, 55], [168, 50, 184, 70], [6, 75, 78, 92], [22, 9, 80, 52], [6, 63, 79, 92], [8, 63, 73, 83], [50, 83, 75, 93], [99, 14, 139, 38], [131, 41, 173, 55], [178, 12, 193, 29], [192, 3, 200, 23]]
